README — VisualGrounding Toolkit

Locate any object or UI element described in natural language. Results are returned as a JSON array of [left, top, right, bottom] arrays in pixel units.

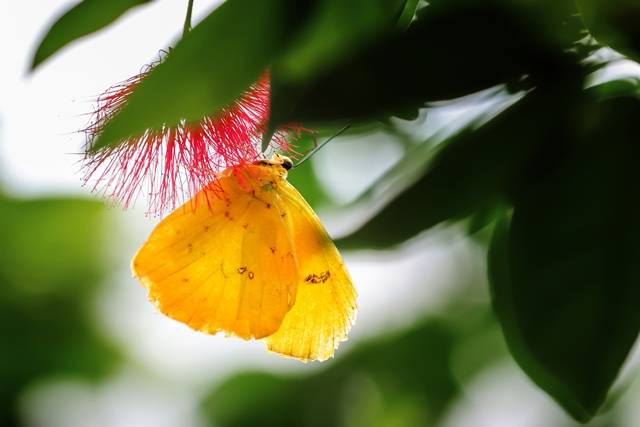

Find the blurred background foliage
[[0, 196, 121, 426], [3, 0, 640, 425]]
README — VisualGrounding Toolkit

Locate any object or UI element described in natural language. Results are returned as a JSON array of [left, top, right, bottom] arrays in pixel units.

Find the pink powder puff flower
[[82, 66, 300, 216]]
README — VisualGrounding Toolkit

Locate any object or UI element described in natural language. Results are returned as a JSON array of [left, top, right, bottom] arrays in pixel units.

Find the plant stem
[[183, 0, 194, 37]]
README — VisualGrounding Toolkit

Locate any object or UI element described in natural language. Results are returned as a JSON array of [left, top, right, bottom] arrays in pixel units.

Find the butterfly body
[[132, 154, 357, 361]]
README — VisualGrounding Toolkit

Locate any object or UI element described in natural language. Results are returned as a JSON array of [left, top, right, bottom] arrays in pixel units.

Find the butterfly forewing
[[132, 173, 298, 339]]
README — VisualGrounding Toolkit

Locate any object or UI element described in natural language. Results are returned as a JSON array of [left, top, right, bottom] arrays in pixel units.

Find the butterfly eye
[[282, 159, 293, 170]]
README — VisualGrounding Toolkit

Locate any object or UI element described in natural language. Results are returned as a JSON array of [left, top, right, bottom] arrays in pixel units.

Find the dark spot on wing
[[304, 270, 331, 284], [248, 271, 255, 280], [237, 266, 247, 274]]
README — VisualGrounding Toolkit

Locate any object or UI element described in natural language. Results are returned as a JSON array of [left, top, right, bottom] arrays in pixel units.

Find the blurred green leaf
[[270, 0, 581, 128], [0, 197, 120, 426], [286, 135, 333, 208], [92, 0, 292, 151], [489, 97, 640, 421], [0, 198, 106, 296], [201, 298, 507, 427], [577, 0, 640, 61], [204, 373, 299, 427], [448, 309, 508, 384], [276, 0, 405, 81], [31, 0, 153, 69], [588, 78, 640, 101], [337, 78, 584, 249], [201, 319, 462, 427], [396, 0, 421, 30]]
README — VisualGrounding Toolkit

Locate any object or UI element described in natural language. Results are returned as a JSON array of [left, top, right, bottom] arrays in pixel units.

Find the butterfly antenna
[[294, 124, 351, 168]]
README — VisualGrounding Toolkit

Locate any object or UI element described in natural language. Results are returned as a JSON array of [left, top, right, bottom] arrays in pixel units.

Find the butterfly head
[[256, 154, 294, 172]]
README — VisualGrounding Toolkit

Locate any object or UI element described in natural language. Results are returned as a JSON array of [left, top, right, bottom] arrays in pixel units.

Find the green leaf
[[92, 0, 291, 151], [337, 79, 583, 249], [270, 0, 581, 128], [577, 0, 640, 61], [276, 0, 405, 81], [31, 0, 153, 69], [489, 97, 640, 421], [588, 78, 640, 101]]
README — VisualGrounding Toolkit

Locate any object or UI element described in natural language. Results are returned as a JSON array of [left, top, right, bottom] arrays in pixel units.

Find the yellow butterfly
[[131, 154, 357, 361]]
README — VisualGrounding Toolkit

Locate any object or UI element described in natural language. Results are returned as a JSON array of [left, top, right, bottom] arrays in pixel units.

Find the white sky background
[[2, 2, 640, 427], [0, 0, 221, 195]]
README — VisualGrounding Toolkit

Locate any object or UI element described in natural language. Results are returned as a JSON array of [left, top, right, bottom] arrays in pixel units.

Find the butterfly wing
[[132, 173, 298, 339], [266, 180, 357, 361], [132, 160, 357, 361]]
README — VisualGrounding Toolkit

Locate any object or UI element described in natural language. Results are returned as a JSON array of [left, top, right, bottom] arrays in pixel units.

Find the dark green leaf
[[489, 97, 640, 421], [270, 0, 581, 128], [577, 0, 640, 61], [92, 0, 291, 151], [32, 0, 153, 69], [276, 0, 405, 81], [337, 80, 583, 249], [588, 78, 640, 101]]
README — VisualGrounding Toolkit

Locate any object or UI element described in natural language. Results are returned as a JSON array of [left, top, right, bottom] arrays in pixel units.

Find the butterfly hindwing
[[266, 180, 357, 361]]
